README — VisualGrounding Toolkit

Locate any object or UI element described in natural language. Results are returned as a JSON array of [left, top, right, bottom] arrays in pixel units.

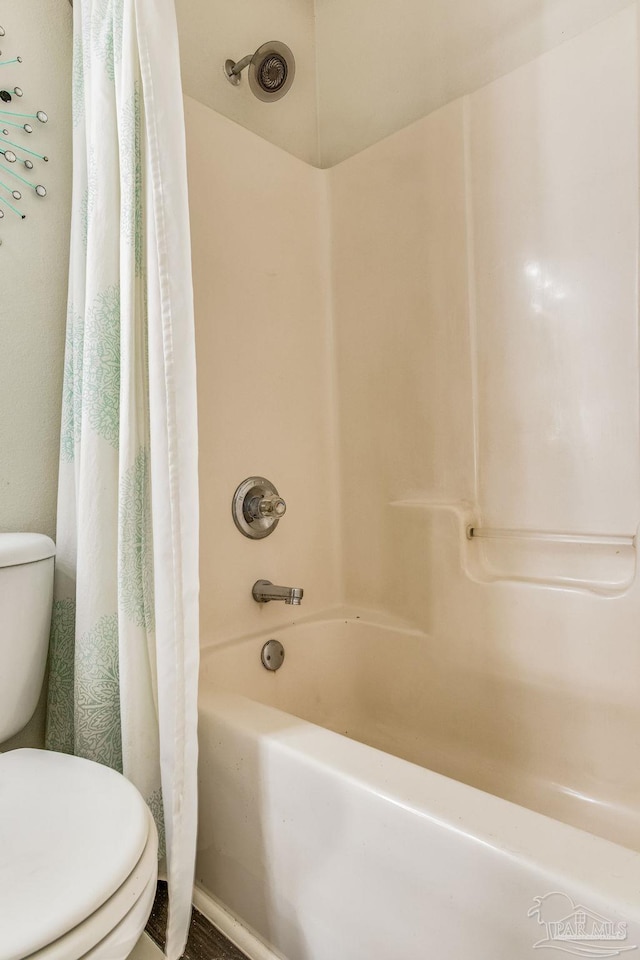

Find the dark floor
[[146, 882, 249, 960]]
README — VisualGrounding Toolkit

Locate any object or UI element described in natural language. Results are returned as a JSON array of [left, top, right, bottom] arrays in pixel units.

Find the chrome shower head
[[224, 41, 295, 102]]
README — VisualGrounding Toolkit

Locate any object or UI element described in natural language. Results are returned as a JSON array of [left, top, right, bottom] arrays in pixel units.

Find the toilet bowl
[[0, 750, 158, 960], [0, 534, 159, 960]]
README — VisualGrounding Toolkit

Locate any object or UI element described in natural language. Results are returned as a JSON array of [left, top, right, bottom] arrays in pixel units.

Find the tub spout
[[252, 580, 304, 605]]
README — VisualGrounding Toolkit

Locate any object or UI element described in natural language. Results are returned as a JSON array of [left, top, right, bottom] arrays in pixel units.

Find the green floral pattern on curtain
[[85, 284, 121, 447], [91, 0, 124, 81], [74, 614, 123, 770], [47, 0, 165, 869], [119, 447, 155, 632], [46, 599, 76, 754]]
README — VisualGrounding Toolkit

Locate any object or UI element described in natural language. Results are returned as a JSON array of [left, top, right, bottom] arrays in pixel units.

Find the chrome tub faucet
[[252, 580, 303, 606]]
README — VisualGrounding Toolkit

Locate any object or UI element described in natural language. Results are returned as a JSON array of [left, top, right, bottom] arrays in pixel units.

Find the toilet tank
[[0, 533, 56, 744]]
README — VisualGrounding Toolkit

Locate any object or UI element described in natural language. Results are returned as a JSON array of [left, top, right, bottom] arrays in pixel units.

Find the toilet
[[0, 534, 158, 960]]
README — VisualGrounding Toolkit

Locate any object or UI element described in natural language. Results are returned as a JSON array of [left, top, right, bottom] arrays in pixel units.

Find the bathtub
[[195, 611, 640, 960]]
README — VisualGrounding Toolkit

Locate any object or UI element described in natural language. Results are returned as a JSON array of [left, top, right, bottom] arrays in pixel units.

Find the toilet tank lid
[[0, 533, 56, 568]]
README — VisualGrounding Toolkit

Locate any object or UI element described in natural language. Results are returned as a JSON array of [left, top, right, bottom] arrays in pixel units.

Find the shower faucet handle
[[252, 494, 287, 519], [232, 477, 287, 539]]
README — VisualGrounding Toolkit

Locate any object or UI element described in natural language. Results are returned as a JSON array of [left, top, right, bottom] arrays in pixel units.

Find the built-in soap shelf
[[390, 501, 637, 596], [466, 526, 635, 548], [465, 522, 637, 596]]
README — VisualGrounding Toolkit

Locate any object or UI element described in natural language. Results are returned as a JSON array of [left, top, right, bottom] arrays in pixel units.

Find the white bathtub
[[195, 611, 640, 960]]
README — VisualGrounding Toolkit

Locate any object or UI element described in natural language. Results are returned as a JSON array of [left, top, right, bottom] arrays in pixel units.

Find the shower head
[[224, 41, 295, 102]]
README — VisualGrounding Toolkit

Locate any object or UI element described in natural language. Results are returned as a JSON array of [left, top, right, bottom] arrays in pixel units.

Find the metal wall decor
[[0, 24, 49, 246]]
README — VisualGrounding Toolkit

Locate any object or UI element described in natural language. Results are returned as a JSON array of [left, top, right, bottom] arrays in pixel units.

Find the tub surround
[[184, 7, 640, 957], [189, 6, 640, 861], [186, 97, 341, 643], [329, 3, 640, 844], [331, 5, 639, 596]]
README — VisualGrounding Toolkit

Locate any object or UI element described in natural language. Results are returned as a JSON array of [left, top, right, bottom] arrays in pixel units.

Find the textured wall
[[0, 0, 72, 539]]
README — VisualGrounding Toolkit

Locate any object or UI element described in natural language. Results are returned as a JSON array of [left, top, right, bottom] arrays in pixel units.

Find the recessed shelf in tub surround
[[467, 527, 636, 548], [389, 500, 637, 595]]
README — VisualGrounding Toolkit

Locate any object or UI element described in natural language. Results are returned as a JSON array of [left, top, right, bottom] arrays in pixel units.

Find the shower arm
[[226, 54, 253, 79]]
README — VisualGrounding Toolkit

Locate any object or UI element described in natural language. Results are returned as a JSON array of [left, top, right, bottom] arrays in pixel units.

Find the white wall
[[0, 0, 71, 539]]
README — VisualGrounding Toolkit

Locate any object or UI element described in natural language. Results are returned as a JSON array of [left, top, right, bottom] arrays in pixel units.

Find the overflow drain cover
[[261, 639, 285, 671]]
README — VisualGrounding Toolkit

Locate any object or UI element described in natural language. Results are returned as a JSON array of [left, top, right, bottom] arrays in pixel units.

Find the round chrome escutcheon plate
[[261, 639, 285, 671]]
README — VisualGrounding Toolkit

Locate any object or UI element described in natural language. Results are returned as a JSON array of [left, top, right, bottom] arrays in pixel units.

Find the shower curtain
[[45, 0, 199, 957]]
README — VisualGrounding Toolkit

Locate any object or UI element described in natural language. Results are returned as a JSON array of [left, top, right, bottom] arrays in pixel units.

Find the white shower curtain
[[46, 1, 199, 957]]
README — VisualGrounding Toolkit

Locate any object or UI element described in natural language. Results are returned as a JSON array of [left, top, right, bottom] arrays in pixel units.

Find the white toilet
[[0, 533, 159, 960]]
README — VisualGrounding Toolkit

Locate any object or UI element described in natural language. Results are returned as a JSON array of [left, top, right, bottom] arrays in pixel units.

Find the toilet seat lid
[[0, 533, 55, 568], [0, 749, 151, 960]]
